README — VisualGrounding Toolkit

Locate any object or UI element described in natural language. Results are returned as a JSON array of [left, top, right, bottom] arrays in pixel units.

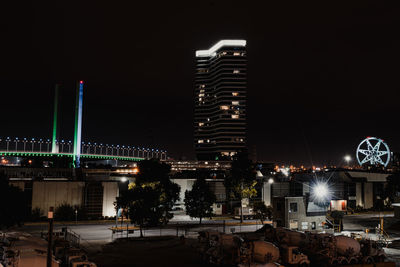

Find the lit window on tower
[[198, 140, 204, 143], [232, 101, 239, 105], [220, 105, 229, 110], [232, 92, 239, 96], [231, 115, 239, 119], [233, 70, 240, 74]]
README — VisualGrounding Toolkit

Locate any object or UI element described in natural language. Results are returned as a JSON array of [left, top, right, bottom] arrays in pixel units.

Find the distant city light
[[344, 155, 351, 163], [121, 177, 127, 182], [268, 178, 274, 184], [281, 167, 289, 177]]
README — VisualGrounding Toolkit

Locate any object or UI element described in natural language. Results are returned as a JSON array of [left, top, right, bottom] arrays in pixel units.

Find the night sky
[[1, 2, 399, 166]]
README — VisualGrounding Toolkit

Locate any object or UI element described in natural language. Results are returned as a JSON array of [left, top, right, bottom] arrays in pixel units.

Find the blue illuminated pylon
[[73, 81, 84, 168]]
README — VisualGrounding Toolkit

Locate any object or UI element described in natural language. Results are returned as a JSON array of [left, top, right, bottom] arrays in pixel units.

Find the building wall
[[364, 182, 374, 209], [171, 178, 196, 206], [102, 182, 119, 217], [31, 182, 85, 213], [356, 182, 363, 207], [272, 182, 290, 197], [9, 181, 25, 191], [273, 197, 326, 231], [262, 182, 272, 206]]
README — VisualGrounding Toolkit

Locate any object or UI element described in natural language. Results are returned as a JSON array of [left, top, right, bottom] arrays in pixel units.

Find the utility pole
[[47, 207, 54, 267], [240, 183, 243, 223]]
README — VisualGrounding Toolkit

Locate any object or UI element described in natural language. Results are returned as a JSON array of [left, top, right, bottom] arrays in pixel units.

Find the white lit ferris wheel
[[356, 137, 391, 167]]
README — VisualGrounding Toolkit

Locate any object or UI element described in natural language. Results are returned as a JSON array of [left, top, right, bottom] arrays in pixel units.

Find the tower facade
[[194, 40, 247, 160]]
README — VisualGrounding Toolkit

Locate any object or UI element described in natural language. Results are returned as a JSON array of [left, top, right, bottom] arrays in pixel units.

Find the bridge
[[1, 81, 167, 167], [0, 137, 166, 162]]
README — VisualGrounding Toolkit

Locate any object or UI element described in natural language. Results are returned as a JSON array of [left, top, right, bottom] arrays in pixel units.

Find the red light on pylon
[[80, 80, 84, 84]]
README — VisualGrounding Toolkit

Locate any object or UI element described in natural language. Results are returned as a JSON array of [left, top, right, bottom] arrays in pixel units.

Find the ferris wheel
[[356, 137, 391, 167]]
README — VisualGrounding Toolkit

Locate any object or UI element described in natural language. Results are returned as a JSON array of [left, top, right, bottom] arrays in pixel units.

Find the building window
[[200, 84, 205, 88], [233, 52, 241, 56], [231, 115, 239, 119], [232, 101, 239, 105], [207, 139, 210, 143], [233, 69, 240, 74], [232, 92, 239, 96], [199, 93, 204, 97], [289, 202, 298, 213], [198, 122, 204, 126], [311, 222, 316, 230], [198, 140, 204, 144], [220, 105, 229, 110]]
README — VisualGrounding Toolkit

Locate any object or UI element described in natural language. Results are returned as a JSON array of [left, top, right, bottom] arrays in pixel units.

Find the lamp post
[[47, 207, 54, 267], [31, 138, 35, 152], [23, 138, 27, 152], [6, 137, 10, 152], [46, 139, 50, 152]]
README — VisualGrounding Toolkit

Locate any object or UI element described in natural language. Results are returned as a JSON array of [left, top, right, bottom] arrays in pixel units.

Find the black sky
[[1, 1, 400, 166]]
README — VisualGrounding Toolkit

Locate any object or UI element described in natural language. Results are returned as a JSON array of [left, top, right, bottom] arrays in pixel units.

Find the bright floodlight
[[268, 178, 274, 184], [344, 155, 351, 163], [312, 181, 331, 202]]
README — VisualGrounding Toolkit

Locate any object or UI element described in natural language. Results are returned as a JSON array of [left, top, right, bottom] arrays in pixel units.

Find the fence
[[110, 220, 272, 241]]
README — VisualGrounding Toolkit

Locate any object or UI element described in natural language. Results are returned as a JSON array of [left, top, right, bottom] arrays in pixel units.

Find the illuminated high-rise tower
[[194, 40, 247, 160]]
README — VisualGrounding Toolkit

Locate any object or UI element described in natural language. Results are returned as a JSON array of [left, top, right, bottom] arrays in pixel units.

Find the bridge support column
[[73, 81, 84, 168], [52, 84, 60, 153]]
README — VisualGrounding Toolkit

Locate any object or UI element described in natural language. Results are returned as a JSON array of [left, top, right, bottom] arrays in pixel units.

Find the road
[[14, 212, 400, 264], [18, 215, 263, 252]]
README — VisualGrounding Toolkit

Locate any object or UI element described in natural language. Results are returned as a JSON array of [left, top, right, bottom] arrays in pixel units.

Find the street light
[[268, 177, 274, 184]]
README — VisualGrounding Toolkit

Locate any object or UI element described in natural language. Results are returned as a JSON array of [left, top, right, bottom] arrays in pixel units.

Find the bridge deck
[[0, 151, 144, 161]]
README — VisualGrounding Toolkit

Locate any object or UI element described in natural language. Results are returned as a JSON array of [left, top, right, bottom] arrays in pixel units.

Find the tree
[[224, 152, 257, 222], [184, 177, 216, 224], [55, 203, 75, 221], [253, 202, 273, 224], [384, 172, 400, 207], [0, 172, 26, 228], [115, 159, 180, 237]]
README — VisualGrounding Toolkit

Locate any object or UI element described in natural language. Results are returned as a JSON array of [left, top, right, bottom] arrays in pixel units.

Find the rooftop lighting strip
[[195, 40, 246, 57]]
